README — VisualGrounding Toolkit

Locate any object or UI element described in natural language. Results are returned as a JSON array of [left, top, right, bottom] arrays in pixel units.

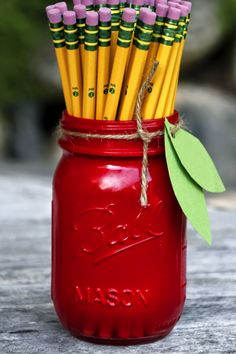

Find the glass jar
[[52, 111, 186, 344]]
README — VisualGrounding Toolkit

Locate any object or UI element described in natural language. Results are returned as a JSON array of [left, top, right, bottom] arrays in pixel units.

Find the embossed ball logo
[[73, 201, 164, 265]]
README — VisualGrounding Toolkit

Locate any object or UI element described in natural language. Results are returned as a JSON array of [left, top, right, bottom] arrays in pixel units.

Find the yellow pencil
[[63, 11, 83, 117], [96, 8, 112, 119], [141, 7, 181, 120], [103, 8, 136, 120], [155, 5, 188, 118], [74, 5, 86, 76], [83, 11, 99, 119], [121, 6, 146, 91], [118, 10, 156, 120], [47, 9, 72, 115], [124, 0, 144, 78], [107, 0, 121, 69], [142, 4, 168, 83], [167, 39, 184, 114], [167, 2, 192, 115]]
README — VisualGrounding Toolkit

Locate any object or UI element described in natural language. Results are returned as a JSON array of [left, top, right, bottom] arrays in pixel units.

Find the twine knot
[[135, 61, 160, 207]]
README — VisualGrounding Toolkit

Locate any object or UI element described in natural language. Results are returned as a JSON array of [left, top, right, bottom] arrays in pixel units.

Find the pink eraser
[[99, 8, 112, 22], [168, 1, 178, 7], [63, 11, 77, 25], [54, 2, 68, 14], [86, 11, 99, 26], [168, 2, 178, 7], [107, 0, 120, 5], [139, 7, 149, 20], [132, 0, 144, 6], [156, 0, 167, 3], [46, 5, 55, 14], [82, 0, 94, 6], [95, 0, 107, 5], [167, 6, 181, 20], [170, 0, 181, 2], [181, 1, 192, 13], [149, 0, 155, 7], [119, 0, 126, 3], [156, 4, 168, 17], [73, 0, 81, 5], [142, 9, 156, 25], [138, 7, 149, 21], [143, 0, 149, 5], [47, 9, 62, 23], [74, 4, 86, 19], [176, 4, 189, 17], [122, 8, 136, 22]]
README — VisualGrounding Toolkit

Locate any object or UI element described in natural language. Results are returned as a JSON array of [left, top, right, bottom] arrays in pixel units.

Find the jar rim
[[59, 111, 179, 157], [61, 111, 179, 133]]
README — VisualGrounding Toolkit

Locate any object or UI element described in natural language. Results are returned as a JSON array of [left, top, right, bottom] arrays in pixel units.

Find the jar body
[[52, 113, 187, 344]]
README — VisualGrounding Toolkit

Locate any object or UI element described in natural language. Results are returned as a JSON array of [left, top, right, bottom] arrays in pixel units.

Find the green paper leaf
[[165, 120, 225, 193], [165, 129, 212, 245]]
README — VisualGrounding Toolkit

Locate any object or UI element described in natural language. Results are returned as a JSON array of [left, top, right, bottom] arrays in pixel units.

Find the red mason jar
[[52, 111, 187, 344]]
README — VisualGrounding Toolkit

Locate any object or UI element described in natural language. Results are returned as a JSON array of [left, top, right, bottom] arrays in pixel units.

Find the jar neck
[[59, 112, 179, 157]]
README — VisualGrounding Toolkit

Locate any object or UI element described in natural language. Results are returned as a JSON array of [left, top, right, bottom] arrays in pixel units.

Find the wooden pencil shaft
[[83, 23, 98, 118], [77, 18, 85, 72], [156, 15, 186, 118], [64, 23, 82, 117], [169, 38, 185, 114], [49, 21, 72, 115], [142, 14, 166, 85], [166, 15, 189, 115], [103, 18, 135, 120], [96, 20, 111, 119], [119, 21, 154, 120], [141, 17, 178, 119], [108, 3, 120, 65]]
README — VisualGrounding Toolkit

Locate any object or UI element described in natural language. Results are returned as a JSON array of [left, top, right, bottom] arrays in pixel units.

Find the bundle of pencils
[[46, 0, 192, 120]]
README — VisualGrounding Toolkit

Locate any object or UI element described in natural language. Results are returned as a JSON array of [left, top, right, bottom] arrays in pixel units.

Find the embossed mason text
[[75, 286, 150, 307]]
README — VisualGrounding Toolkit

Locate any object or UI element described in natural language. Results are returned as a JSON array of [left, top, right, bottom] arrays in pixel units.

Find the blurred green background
[[0, 0, 235, 189]]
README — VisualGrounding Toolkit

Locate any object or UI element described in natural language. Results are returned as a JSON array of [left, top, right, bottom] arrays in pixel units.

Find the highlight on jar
[[46, 0, 225, 345]]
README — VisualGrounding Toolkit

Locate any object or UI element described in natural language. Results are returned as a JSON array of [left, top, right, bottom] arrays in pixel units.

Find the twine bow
[[59, 61, 183, 207]]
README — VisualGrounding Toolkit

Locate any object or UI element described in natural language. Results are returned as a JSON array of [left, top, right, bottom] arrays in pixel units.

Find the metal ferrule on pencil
[[98, 21, 112, 47], [84, 25, 98, 50], [107, 4, 120, 31], [119, 2, 126, 14], [134, 22, 154, 50], [175, 16, 187, 43], [76, 19, 86, 44], [64, 24, 79, 49], [49, 22, 65, 48], [152, 15, 166, 43], [117, 19, 135, 47], [160, 19, 179, 46]]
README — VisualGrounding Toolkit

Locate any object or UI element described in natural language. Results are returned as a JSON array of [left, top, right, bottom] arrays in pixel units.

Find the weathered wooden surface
[[0, 166, 235, 354]]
